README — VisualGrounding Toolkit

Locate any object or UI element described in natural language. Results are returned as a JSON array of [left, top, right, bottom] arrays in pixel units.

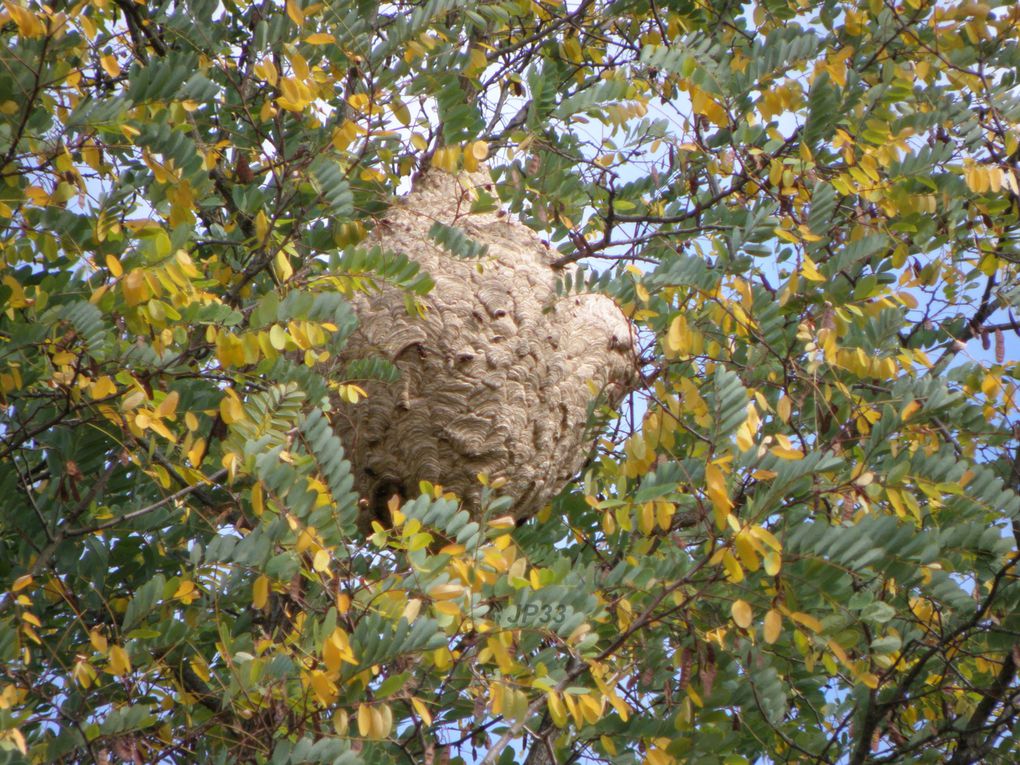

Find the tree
[[1, 0, 1019, 762]]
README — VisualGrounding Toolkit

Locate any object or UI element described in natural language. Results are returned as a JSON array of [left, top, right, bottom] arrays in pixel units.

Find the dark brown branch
[[946, 645, 1020, 765], [846, 552, 1020, 765], [929, 273, 998, 377], [114, 0, 167, 56], [0, 30, 50, 168]]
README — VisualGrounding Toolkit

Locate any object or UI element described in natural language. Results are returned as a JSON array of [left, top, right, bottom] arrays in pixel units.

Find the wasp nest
[[335, 169, 638, 530]]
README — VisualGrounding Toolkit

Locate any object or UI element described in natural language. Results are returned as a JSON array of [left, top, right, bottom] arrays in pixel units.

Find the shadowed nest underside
[[334, 169, 639, 530]]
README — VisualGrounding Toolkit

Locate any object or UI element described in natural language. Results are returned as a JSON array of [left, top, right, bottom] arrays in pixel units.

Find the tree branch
[[946, 645, 1020, 765], [929, 272, 998, 377], [65, 468, 228, 537]]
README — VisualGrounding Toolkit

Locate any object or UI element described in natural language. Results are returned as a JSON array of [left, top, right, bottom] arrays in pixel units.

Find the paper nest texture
[[333, 169, 639, 530]]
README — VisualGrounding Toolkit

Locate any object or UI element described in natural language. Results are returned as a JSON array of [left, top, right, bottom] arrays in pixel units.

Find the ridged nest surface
[[335, 170, 638, 529]]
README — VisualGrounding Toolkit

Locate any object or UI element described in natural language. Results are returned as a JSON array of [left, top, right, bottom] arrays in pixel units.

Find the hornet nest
[[333, 169, 639, 531]]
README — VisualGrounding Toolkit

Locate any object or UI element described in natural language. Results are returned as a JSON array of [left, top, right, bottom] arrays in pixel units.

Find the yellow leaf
[[391, 98, 411, 126], [466, 46, 488, 75], [735, 424, 754, 452], [312, 548, 330, 572], [789, 611, 823, 632], [579, 693, 603, 724], [901, 400, 921, 421], [731, 599, 753, 629], [22, 623, 41, 644], [896, 291, 918, 309], [305, 32, 335, 44], [546, 689, 571, 730], [174, 579, 197, 604], [308, 669, 337, 705], [219, 390, 245, 424], [375, 704, 393, 738], [705, 462, 732, 528], [186, 436, 206, 467], [691, 87, 728, 126], [777, 395, 791, 423], [277, 77, 311, 112], [403, 598, 421, 622], [72, 657, 97, 689], [121, 269, 149, 306], [155, 390, 179, 419], [721, 549, 744, 583], [91, 375, 116, 399], [411, 696, 433, 727], [410, 132, 429, 151], [749, 524, 781, 552], [734, 532, 760, 572], [4, 1, 45, 37], [687, 684, 703, 707], [665, 315, 687, 356], [251, 481, 264, 515], [7, 728, 26, 756], [189, 655, 210, 683], [285, 0, 304, 26], [273, 249, 294, 282], [357, 703, 373, 737], [252, 575, 269, 610], [265, 324, 287, 351], [470, 140, 489, 160], [253, 57, 278, 86], [215, 331, 244, 369], [348, 92, 370, 112], [764, 609, 782, 643], [798, 224, 823, 242], [89, 629, 108, 654], [428, 583, 464, 601], [2, 275, 28, 310], [802, 256, 825, 281], [104, 254, 123, 277], [108, 644, 131, 675], [828, 638, 851, 667], [600, 735, 617, 756], [563, 692, 584, 728], [770, 446, 804, 460], [858, 671, 879, 689], [290, 55, 310, 85], [100, 54, 121, 78], [774, 226, 800, 244], [489, 681, 506, 716], [121, 389, 146, 412], [254, 210, 269, 242], [561, 36, 583, 63], [11, 574, 32, 593], [431, 145, 460, 172], [887, 488, 907, 520], [323, 627, 357, 670], [433, 600, 460, 616], [738, 403, 762, 452]]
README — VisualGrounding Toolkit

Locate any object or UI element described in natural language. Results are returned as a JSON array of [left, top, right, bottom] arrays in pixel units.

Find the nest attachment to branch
[[334, 169, 639, 531]]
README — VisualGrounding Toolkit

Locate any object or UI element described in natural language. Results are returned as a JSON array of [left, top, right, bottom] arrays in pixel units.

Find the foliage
[[1, 1, 1020, 764]]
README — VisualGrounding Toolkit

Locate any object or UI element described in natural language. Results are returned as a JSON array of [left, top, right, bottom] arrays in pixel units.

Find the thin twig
[[65, 468, 228, 537]]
